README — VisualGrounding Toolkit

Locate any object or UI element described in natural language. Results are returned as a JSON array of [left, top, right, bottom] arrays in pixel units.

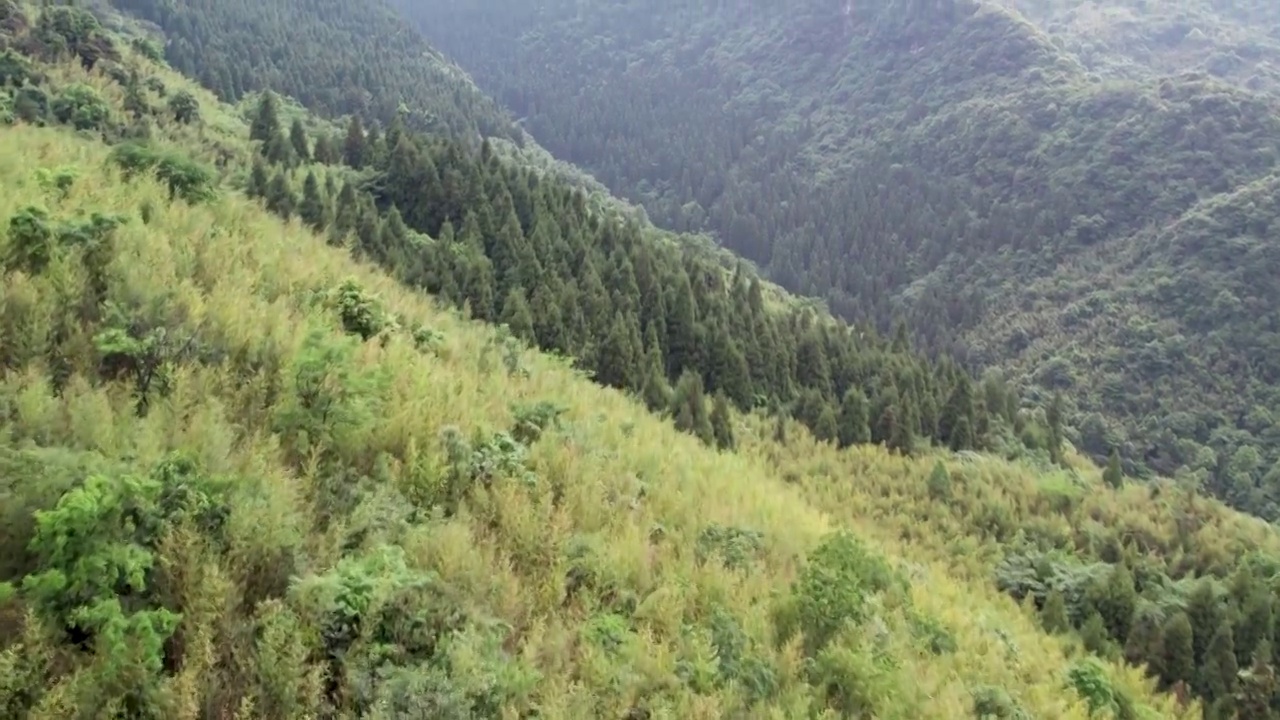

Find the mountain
[[9, 1, 1280, 717], [995, 0, 1280, 93], [389, 0, 1280, 521], [0, 2, 1225, 718]]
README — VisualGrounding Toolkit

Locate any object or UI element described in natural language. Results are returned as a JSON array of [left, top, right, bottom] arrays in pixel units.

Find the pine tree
[[939, 374, 975, 450], [814, 403, 839, 444], [1235, 641, 1277, 720], [1081, 611, 1112, 657], [1103, 448, 1124, 488], [595, 312, 640, 391], [264, 170, 295, 218], [1159, 611, 1196, 687], [1202, 621, 1239, 704], [343, 115, 366, 169], [1041, 588, 1070, 634], [289, 117, 310, 162], [313, 133, 338, 164], [710, 393, 735, 451], [927, 460, 952, 501], [499, 287, 536, 345], [837, 387, 871, 448], [299, 171, 326, 231], [640, 324, 671, 413], [1092, 563, 1137, 641], [250, 90, 282, 144], [246, 158, 269, 198], [1047, 391, 1066, 466], [671, 369, 714, 446], [264, 131, 294, 167]]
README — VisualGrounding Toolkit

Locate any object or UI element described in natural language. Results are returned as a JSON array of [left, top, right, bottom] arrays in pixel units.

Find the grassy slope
[[0, 16, 1200, 720], [394, 0, 1280, 509]]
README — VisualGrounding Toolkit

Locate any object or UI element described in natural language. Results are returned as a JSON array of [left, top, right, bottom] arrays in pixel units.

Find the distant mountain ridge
[[391, 0, 1280, 519]]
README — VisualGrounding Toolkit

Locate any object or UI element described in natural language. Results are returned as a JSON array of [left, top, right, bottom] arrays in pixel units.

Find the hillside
[[7, 2, 1280, 718], [996, 0, 1280, 94], [391, 0, 1280, 520], [0, 3, 1219, 718]]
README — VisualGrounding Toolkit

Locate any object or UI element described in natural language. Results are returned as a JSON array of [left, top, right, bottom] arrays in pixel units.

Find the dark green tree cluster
[[108, 0, 521, 141], [1001, 546, 1280, 719], [242, 94, 1021, 454], [393, 0, 1280, 523]]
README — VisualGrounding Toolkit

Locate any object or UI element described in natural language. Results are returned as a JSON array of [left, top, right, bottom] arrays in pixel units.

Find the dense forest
[[391, 0, 1280, 522], [4, 1, 1280, 718]]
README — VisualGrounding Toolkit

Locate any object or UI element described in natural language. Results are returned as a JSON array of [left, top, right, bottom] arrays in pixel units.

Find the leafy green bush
[[776, 530, 903, 656], [50, 83, 109, 130], [109, 141, 217, 204]]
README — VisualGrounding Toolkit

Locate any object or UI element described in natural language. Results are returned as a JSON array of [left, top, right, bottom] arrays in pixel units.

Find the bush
[[50, 83, 109, 131], [109, 141, 216, 204]]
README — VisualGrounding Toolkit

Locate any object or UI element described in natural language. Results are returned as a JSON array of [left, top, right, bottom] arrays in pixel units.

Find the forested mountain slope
[[0, 3, 1225, 718], [9, 2, 1280, 718], [391, 0, 1280, 520], [996, 0, 1280, 93]]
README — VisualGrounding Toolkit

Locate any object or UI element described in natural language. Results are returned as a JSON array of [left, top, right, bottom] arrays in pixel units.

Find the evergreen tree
[[299, 170, 326, 231], [499, 287, 536, 345], [710, 393, 735, 451], [1103, 448, 1124, 488], [671, 370, 714, 446], [1235, 641, 1277, 720], [939, 374, 975, 450], [289, 117, 310, 162], [1081, 611, 1112, 657], [1041, 588, 1070, 634], [595, 312, 640, 390], [814, 403, 839, 444], [264, 170, 295, 218], [343, 115, 367, 169], [1124, 608, 1163, 668], [1201, 621, 1239, 704], [246, 158, 269, 198], [1092, 563, 1137, 641], [640, 324, 671, 413], [837, 387, 871, 448], [1159, 611, 1196, 687], [927, 460, 952, 501], [264, 131, 294, 167], [249, 90, 281, 144], [313, 133, 338, 164], [1047, 391, 1066, 466]]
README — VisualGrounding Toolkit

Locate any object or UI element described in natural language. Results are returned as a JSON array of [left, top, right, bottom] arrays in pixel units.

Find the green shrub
[[109, 141, 217, 204], [50, 83, 109, 131]]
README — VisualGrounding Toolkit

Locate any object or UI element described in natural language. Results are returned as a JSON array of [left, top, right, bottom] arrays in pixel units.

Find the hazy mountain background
[[390, 0, 1280, 520]]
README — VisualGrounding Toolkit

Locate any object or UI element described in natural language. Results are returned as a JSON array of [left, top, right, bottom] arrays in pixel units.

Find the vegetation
[[393, 0, 1280, 524], [4, 1, 1280, 718]]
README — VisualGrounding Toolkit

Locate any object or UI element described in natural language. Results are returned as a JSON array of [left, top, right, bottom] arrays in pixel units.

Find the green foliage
[[777, 530, 902, 656], [695, 524, 764, 572], [50, 83, 108, 130], [109, 141, 216, 204], [927, 460, 953, 501]]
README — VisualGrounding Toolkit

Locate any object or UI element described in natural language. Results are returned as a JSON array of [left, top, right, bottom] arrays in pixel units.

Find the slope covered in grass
[[0, 54, 1195, 720], [0, 4, 1218, 719]]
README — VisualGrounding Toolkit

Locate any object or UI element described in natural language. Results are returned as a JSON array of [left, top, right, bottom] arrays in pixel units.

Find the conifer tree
[[814, 403, 839, 444], [313, 133, 338, 165], [343, 115, 366, 169], [1047, 391, 1066, 466], [838, 387, 871, 448], [1081, 612, 1112, 657], [249, 90, 281, 144], [595, 312, 640, 390], [1103, 448, 1124, 488], [671, 369, 714, 446], [710, 393, 735, 451], [289, 117, 310, 162], [1159, 611, 1196, 686], [1201, 621, 1239, 704], [299, 170, 326, 231], [927, 460, 952, 501], [247, 158, 269, 198], [264, 170, 295, 218], [939, 373, 975, 450], [640, 324, 671, 413], [1236, 641, 1277, 720], [264, 131, 294, 167], [1041, 588, 1070, 634], [499, 287, 536, 345]]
